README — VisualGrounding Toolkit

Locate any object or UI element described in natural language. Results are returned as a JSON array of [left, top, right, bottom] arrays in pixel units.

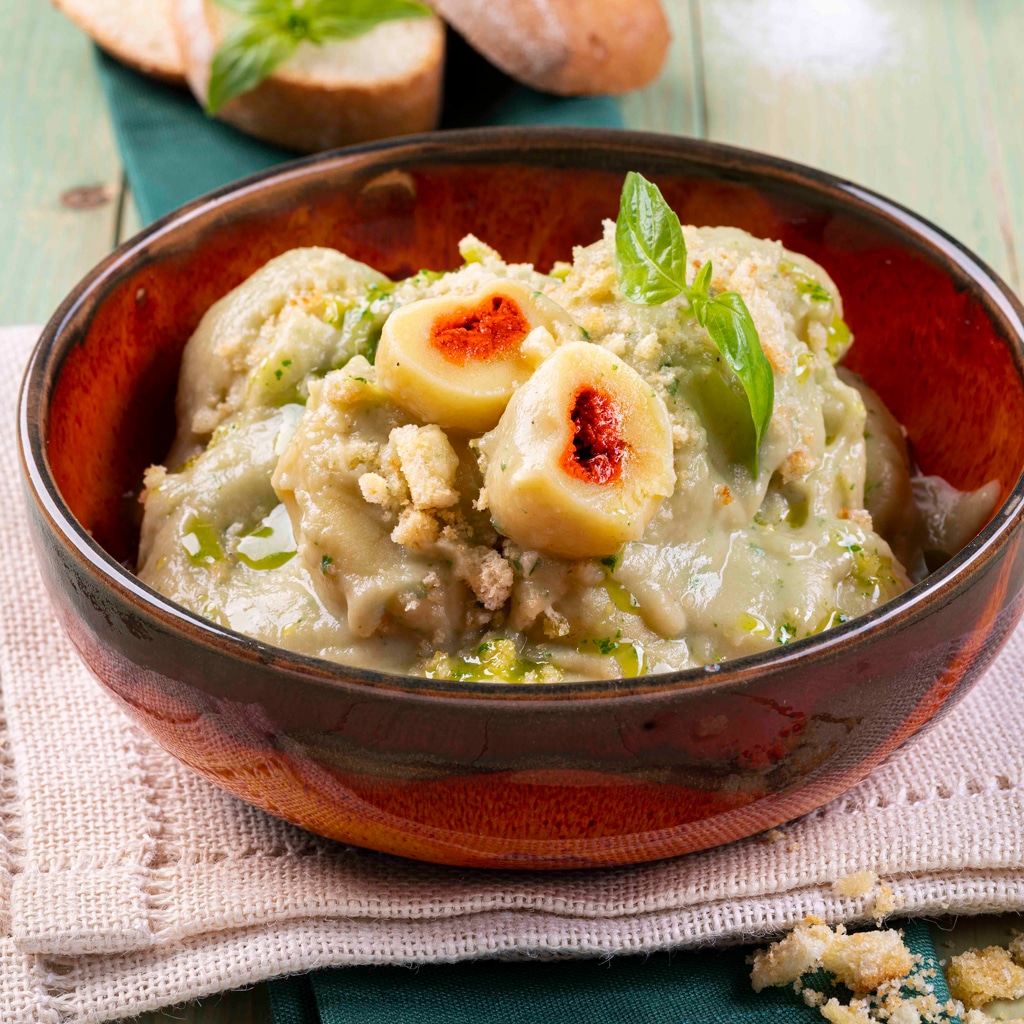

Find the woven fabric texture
[[266, 920, 953, 1024], [2, 325, 1021, 1022]]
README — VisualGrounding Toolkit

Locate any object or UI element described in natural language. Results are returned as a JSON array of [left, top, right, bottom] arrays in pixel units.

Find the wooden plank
[[0, 0, 123, 325], [695, 0, 1017, 286], [964, 0, 1024, 293], [619, 0, 704, 138], [117, 181, 144, 244]]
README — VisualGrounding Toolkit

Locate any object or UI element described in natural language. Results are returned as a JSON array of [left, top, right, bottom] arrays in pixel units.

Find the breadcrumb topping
[[389, 424, 460, 510], [946, 946, 1024, 1010]]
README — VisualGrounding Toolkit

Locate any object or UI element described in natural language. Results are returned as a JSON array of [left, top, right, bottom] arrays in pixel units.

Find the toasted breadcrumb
[[820, 998, 874, 1024], [359, 472, 390, 506], [946, 946, 1024, 1009], [781, 447, 817, 481], [823, 930, 914, 992], [888, 1002, 923, 1024], [750, 921, 834, 992], [964, 1013, 1024, 1024], [633, 330, 663, 362], [390, 424, 460, 509], [140, 463, 167, 502], [542, 608, 571, 639], [832, 871, 879, 899], [390, 508, 439, 550], [839, 507, 874, 530], [456, 547, 514, 611], [750, 919, 942, 1024], [871, 885, 899, 923]]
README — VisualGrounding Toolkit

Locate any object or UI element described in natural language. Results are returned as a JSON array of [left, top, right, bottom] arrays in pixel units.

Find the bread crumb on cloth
[[749, 919, 958, 1023], [832, 871, 880, 899], [946, 946, 1024, 1009], [822, 930, 915, 992], [753, 916, 1024, 1023]]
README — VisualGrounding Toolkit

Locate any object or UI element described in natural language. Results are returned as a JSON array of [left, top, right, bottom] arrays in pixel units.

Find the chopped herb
[[776, 622, 797, 644], [321, 554, 333, 573], [796, 279, 832, 303]]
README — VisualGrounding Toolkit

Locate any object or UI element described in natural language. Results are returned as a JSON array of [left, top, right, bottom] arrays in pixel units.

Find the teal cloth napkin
[[94, 33, 623, 226], [266, 922, 960, 1024]]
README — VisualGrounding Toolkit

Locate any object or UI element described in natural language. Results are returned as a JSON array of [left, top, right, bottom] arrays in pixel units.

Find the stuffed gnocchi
[[137, 224, 997, 681]]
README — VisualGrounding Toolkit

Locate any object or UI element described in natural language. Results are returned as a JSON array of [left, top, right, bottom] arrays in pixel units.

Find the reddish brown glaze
[[21, 130, 1024, 868], [562, 387, 624, 484], [430, 294, 529, 364]]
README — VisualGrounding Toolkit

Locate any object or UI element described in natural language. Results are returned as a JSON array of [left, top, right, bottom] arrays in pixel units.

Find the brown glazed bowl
[[19, 129, 1024, 869]]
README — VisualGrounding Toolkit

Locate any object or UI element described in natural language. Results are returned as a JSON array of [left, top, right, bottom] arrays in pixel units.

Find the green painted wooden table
[[3, 0, 1023, 1020]]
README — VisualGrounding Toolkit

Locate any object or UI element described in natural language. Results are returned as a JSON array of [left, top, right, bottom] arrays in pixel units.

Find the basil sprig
[[207, 0, 433, 114], [614, 171, 775, 475]]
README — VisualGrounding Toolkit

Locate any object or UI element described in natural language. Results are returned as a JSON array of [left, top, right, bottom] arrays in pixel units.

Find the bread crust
[[174, 0, 444, 153], [52, 0, 186, 84], [432, 0, 670, 95]]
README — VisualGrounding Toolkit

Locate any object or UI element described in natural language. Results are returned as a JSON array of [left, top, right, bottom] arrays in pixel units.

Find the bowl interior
[[42, 136, 1024, 569]]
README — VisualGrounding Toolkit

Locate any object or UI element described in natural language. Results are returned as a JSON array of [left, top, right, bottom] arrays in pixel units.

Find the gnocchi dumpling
[[481, 342, 676, 559], [375, 279, 576, 432]]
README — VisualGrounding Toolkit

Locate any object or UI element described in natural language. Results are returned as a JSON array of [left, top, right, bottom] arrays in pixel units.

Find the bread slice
[[174, 0, 445, 154], [52, 0, 186, 84], [431, 0, 669, 95]]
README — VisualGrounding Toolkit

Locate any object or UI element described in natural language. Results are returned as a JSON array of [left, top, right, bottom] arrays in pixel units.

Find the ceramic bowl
[[19, 129, 1024, 869]]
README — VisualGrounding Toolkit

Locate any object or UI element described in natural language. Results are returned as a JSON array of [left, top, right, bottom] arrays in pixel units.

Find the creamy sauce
[[137, 229, 997, 681]]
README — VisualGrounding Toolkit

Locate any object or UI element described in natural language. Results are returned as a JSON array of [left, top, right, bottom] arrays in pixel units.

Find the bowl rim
[[19, 126, 1024, 703]]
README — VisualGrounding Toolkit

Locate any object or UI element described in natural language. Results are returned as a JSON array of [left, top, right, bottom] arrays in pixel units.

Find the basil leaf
[[691, 260, 712, 300], [614, 171, 688, 305], [614, 172, 775, 475], [306, 0, 432, 38], [207, 19, 297, 113], [688, 261, 712, 326], [703, 291, 775, 475]]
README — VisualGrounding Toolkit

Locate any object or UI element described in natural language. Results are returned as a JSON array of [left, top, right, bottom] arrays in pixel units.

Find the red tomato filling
[[561, 387, 625, 484], [429, 295, 529, 365]]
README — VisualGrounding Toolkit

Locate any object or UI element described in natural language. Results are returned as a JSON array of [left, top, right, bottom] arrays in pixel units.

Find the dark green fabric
[[94, 29, 623, 227], [265, 921, 960, 1024], [268, 974, 319, 1024]]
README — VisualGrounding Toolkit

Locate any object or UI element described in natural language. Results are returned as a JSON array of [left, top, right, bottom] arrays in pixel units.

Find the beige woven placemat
[[2, 325, 1023, 1023]]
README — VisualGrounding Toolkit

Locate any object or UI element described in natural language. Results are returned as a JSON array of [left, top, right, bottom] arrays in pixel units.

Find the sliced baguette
[[52, 0, 186, 84], [431, 0, 669, 95], [174, 0, 445, 154]]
